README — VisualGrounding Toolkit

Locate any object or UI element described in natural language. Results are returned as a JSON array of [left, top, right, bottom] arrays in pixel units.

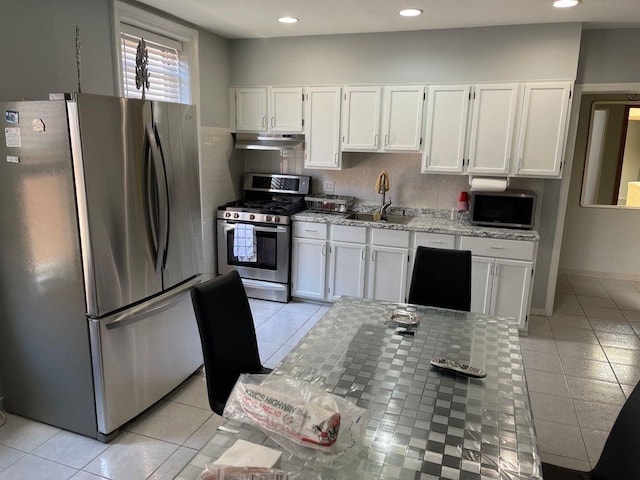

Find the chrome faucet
[[380, 198, 392, 218]]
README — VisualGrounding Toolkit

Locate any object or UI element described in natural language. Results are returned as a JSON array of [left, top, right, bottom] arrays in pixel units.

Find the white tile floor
[[524, 275, 640, 471], [0, 300, 329, 480], [2, 276, 640, 478]]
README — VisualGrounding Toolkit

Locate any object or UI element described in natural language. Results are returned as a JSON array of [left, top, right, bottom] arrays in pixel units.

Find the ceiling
[[137, 0, 640, 39]]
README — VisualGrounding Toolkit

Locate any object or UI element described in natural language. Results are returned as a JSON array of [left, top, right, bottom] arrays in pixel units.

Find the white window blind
[[120, 25, 187, 103]]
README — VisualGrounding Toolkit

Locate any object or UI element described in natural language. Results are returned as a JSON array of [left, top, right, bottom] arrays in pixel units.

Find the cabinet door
[[470, 256, 493, 315], [305, 87, 342, 170], [291, 237, 326, 300], [382, 86, 425, 152], [467, 84, 519, 175], [341, 86, 381, 151], [235, 88, 267, 132], [368, 246, 408, 303], [328, 242, 366, 301], [490, 258, 532, 330], [422, 85, 470, 173], [514, 82, 572, 178], [269, 87, 303, 132]]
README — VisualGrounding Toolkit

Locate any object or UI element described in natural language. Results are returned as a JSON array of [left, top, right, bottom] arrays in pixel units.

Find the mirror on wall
[[581, 95, 640, 207]]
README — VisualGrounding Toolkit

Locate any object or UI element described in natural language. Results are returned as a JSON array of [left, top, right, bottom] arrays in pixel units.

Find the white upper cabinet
[[467, 83, 519, 175], [304, 86, 342, 170], [235, 87, 268, 132], [421, 85, 470, 173], [341, 85, 425, 153], [341, 86, 381, 151], [233, 86, 303, 133], [381, 85, 425, 152], [513, 82, 572, 178], [269, 87, 304, 132]]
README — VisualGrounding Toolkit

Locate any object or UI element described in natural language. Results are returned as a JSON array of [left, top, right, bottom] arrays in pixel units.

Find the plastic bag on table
[[223, 374, 369, 470], [198, 465, 295, 480]]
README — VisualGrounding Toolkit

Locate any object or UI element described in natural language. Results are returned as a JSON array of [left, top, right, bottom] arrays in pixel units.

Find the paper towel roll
[[469, 176, 508, 192]]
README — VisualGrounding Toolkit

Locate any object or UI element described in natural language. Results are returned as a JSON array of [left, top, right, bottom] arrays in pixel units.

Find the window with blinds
[[120, 25, 189, 103]]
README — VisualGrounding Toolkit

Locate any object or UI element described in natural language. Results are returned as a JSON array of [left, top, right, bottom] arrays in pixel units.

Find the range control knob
[[266, 215, 272, 222], [273, 216, 280, 224], [249, 214, 255, 220], [225, 212, 231, 218], [233, 213, 240, 219]]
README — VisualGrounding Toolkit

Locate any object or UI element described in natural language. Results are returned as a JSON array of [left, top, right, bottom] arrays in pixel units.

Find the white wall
[[229, 23, 582, 311]]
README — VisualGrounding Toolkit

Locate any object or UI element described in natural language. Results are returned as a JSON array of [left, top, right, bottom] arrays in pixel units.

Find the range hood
[[234, 133, 305, 151]]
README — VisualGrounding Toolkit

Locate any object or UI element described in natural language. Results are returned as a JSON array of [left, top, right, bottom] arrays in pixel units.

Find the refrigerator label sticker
[[5, 111, 19, 123], [6, 156, 19, 164], [5, 127, 21, 147]]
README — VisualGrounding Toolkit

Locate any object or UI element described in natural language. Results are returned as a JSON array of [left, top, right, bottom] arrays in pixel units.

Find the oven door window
[[226, 228, 278, 269]]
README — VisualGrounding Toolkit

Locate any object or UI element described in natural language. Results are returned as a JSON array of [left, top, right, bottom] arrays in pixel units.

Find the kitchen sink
[[346, 212, 414, 224]]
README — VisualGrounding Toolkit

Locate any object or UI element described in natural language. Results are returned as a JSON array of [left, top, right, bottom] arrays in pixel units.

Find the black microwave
[[470, 191, 536, 229]]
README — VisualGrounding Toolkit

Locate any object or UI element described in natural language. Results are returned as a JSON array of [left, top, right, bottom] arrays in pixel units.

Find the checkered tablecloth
[[177, 297, 541, 480]]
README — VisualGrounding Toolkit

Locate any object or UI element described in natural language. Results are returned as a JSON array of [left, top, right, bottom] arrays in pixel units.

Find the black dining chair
[[190, 271, 272, 415], [541, 380, 640, 480], [408, 246, 472, 311]]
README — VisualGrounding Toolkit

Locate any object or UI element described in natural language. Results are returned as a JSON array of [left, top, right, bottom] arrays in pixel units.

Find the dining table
[[176, 296, 542, 480]]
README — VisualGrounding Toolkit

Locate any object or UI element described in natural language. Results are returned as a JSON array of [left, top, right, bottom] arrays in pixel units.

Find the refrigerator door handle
[[103, 276, 200, 330], [144, 123, 169, 273], [153, 124, 170, 270]]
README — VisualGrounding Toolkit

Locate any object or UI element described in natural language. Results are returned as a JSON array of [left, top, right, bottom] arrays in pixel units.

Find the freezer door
[[73, 95, 162, 316], [152, 102, 203, 289], [89, 278, 203, 436]]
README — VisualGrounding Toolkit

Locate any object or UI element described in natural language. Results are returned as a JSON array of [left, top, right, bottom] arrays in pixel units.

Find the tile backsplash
[[243, 149, 544, 210]]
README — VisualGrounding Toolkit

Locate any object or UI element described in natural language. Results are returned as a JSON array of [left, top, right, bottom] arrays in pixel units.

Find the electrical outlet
[[323, 180, 335, 193]]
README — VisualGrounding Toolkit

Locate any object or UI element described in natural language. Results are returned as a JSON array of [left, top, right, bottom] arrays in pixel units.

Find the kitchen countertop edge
[[292, 211, 540, 241]]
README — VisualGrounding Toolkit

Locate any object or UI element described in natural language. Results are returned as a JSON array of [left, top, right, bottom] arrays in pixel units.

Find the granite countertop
[[293, 207, 539, 241]]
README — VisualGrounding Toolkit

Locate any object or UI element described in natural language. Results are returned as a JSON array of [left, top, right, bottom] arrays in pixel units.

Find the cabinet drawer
[[459, 236, 535, 261], [332, 224, 366, 243], [294, 221, 327, 239], [371, 228, 410, 248], [414, 232, 455, 250]]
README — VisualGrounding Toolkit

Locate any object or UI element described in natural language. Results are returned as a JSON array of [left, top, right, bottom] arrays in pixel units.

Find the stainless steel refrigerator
[[0, 93, 204, 440]]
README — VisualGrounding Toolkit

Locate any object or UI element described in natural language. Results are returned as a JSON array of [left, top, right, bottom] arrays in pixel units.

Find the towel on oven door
[[234, 223, 257, 262]]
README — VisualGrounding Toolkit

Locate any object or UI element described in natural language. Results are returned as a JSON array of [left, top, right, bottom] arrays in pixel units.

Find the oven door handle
[[224, 223, 288, 234]]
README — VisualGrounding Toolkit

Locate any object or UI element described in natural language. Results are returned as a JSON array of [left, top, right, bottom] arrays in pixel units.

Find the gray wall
[[230, 23, 581, 85], [0, 0, 230, 128], [0, 0, 116, 100], [577, 29, 640, 84], [561, 36, 640, 280], [229, 23, 583, 312]]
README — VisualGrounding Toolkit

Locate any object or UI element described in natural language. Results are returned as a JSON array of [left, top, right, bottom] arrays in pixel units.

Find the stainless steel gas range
[[216, 173, 310, 302]]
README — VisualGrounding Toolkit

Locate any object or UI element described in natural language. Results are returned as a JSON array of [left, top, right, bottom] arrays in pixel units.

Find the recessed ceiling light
[[399, 9, 423, 17], [553, 0, 581, 8], [278, 16, 299, 24]]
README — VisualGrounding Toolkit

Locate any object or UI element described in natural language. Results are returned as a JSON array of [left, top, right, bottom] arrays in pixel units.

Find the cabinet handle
[[361, 249, 365, 260], [489, 246, 504, 250], [271, 116, 275, 127], [304, 229, 319, 233], [262, 116, 266, 128], [374, 134, 378, 146], [322, 244, 326, 256], [371, 251, 375, 262], [432, 241, 444, 244], [495, 264, 500, 276], [335, 153, 338, 163], [425, 154, 430, 167], [385, 134, 389, 146]]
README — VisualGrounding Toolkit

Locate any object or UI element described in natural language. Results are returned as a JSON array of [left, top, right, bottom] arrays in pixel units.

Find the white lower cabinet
[[462, 235, 535, 330], [291, 237, 327, 300], [368, 229, 410, 302], [368, 246, 409, 302], [470, 256, 532, 330], [328, 242, 366, 301], [291, 222, 328, 300]]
